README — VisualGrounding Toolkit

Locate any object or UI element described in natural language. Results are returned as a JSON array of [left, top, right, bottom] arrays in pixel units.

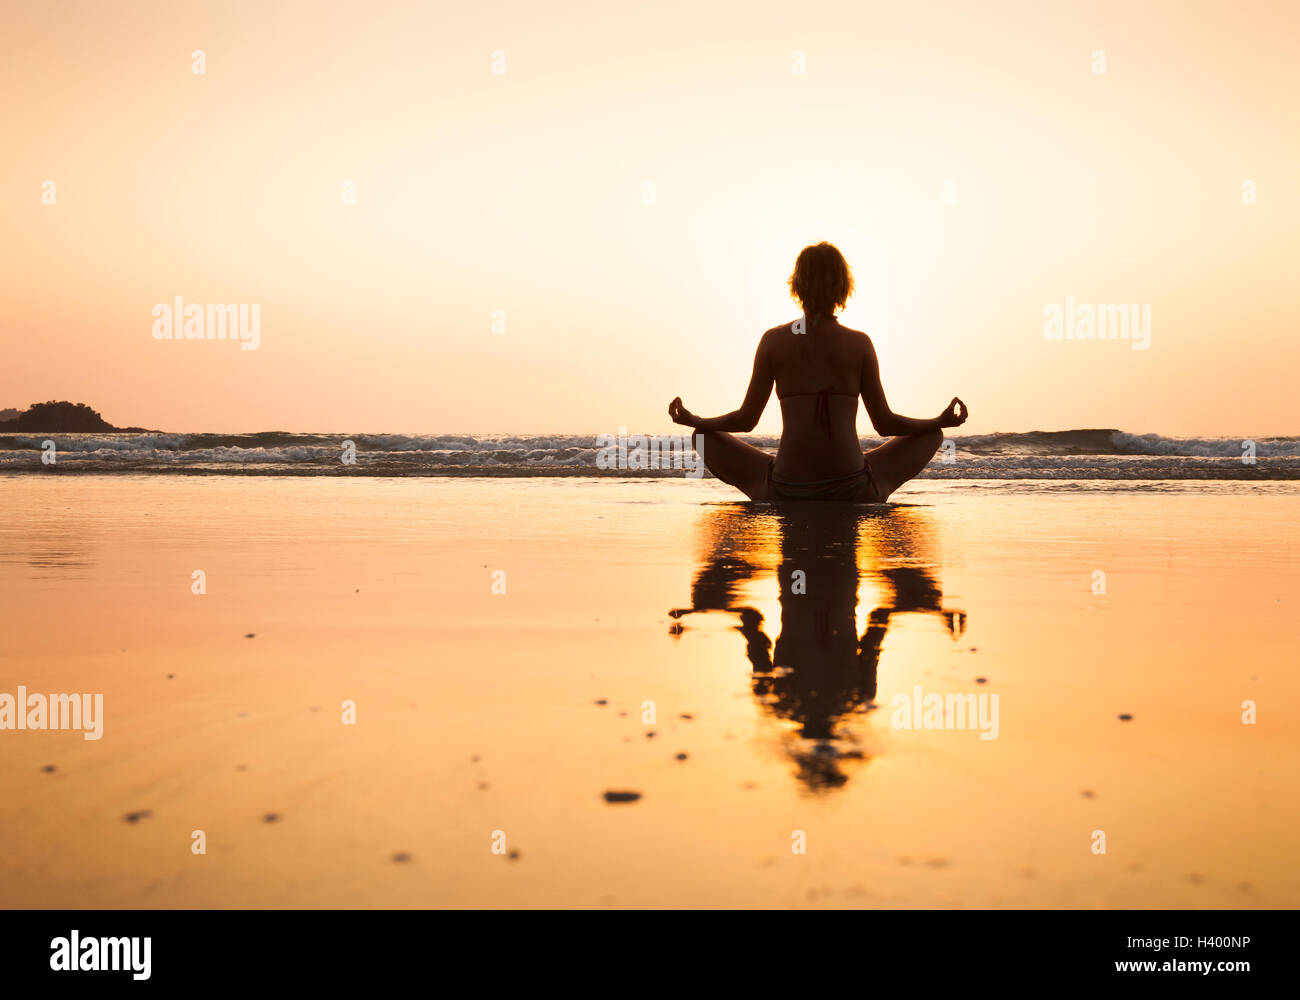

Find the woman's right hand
[[939, 397, 968, 428]]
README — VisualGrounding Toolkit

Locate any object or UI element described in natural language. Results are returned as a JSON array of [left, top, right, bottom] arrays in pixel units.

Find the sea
[[1, 429, 1296, 479]]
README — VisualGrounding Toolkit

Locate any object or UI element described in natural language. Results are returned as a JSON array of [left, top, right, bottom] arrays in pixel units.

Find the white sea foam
[[1, 431, 1296, 478]]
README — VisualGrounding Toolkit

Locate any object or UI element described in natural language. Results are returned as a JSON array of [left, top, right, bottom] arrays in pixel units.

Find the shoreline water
[[2, 475, 1297, 907], [2, 429, 1299, 479]]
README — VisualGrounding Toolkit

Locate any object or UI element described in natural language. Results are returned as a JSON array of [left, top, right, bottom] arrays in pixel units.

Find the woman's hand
[[668, 397, 699, 428], [938, 397, 968, 428]]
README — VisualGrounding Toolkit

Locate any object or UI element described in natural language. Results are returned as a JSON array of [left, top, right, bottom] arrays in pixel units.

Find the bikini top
[[777, 386, 858, 429]]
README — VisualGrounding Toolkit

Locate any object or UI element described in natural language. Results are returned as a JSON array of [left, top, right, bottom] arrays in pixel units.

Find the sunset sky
[[3, 0, 1297, 436]]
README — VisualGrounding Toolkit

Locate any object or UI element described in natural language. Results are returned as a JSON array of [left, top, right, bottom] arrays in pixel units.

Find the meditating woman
[[667, 241, 968, 502]]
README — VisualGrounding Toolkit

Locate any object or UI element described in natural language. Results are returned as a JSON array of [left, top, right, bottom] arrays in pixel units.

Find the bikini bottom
[[767, 457, 884, 503]]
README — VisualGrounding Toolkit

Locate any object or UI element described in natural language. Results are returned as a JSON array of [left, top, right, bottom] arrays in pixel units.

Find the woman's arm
[[668, 336, 774, 432], [859, 336, 967, 436]]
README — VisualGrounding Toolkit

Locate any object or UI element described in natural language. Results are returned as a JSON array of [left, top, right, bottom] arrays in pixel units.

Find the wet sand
[[0, 475, 1297, 908]]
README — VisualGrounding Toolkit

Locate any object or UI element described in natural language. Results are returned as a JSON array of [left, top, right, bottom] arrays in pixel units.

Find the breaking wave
[[1, 430, 1296, 479]]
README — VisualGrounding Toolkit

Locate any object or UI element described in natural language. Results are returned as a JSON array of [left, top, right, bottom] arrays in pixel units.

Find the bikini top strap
[[814, 386, 831, 428]]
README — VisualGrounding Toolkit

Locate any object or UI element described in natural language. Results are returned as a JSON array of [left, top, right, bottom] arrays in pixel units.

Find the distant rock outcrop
[[0, 401, 133, 432], [0, 408, 19, 423]]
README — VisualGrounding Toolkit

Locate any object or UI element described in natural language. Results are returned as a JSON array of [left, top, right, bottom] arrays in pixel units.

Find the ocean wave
[[1, 429, 1297, 478]]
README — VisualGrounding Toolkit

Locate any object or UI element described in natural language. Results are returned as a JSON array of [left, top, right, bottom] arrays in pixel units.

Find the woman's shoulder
[[761, 319, 801, 338], [761, 317, 870, 338]]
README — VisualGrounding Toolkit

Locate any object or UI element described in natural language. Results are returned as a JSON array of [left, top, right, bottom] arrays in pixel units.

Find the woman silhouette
[[668, 242, 968, 502]]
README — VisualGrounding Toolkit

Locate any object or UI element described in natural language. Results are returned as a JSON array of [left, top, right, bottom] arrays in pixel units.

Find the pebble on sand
[[42, 765, 56, 773], [244, 633, 256, 639], [391, 852, 412, 863], [1118, 713, 1133, 721], [594, 699, 608, 706], [263, 813, 281, 823], [975, 677, 987, 684], [123, 810, 153, 824], [675, 753, 688, 761], [602, 791, 642, 804], [679, 713, 694, 720], [507, 849, 521, 861]]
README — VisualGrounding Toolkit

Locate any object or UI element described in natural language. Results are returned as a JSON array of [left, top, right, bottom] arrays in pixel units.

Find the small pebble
[[603, 791, 642, 804], [244, 633, 256, 639], [391, 852, 412, 863], [675, 752, 688, 761], [645, 731, 656, 739], [679, 713, 694, 720], [263, 812, 281, 823], [123, 810, 152, 824], [594, 699, 607, 706], [41, 765, 56, 774], [975, 677, 987, 684], [1118, 713, 1133, 721]]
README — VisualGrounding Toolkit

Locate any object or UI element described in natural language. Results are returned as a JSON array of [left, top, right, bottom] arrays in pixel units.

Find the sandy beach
[[1, 474, 1295, 908]]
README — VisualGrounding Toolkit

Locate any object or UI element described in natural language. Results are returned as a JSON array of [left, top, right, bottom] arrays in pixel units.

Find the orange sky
[[3, 0, 1297, 435]]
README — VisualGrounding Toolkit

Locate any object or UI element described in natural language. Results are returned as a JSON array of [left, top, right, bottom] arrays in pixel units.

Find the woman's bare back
[[765, 316, 870, 481]]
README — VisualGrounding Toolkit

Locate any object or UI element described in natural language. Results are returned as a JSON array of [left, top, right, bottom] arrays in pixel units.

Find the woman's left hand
[[668, 397, 698, 427]]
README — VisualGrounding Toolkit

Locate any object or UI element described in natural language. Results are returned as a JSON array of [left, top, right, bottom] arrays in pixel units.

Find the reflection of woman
[[667, 242, 968, 502], [671, 505, 965, 790]]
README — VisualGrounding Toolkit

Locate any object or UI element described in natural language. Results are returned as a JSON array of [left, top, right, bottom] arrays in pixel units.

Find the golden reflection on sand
[[672, 504, 965, 790]]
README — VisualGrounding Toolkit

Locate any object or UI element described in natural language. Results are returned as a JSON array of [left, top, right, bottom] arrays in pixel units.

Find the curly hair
[[788, 242, 854, 318]]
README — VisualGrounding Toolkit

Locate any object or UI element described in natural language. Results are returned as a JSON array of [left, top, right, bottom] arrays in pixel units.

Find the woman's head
[[788, 242, 854, 318]]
